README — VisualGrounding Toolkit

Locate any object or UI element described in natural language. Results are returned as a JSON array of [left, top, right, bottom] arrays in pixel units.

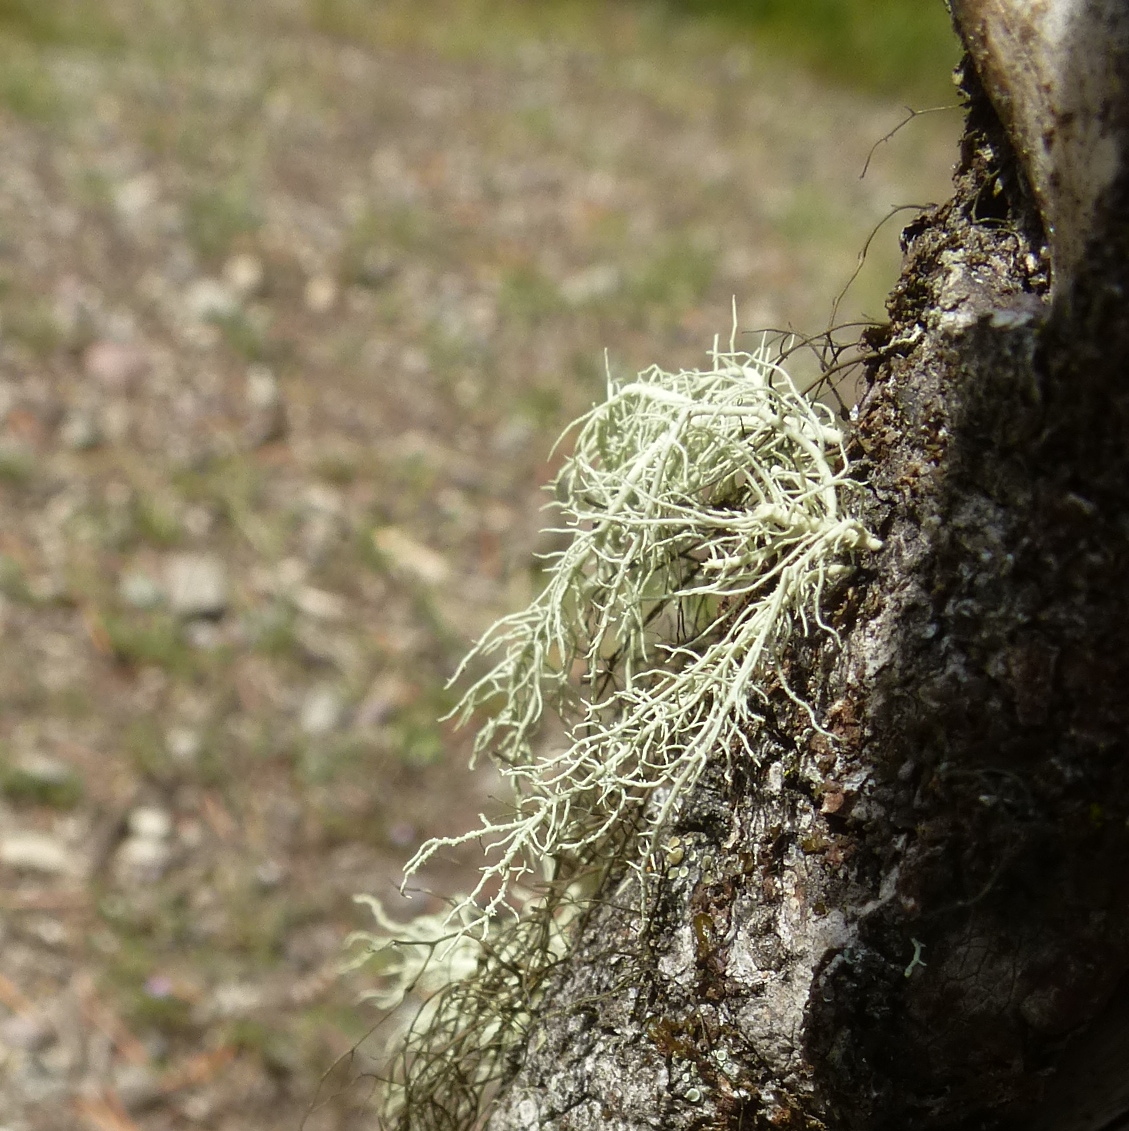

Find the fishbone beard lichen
[[348, 326, 881, 1129]]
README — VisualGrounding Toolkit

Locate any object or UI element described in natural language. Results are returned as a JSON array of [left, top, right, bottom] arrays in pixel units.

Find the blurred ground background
[[0, 1, 958, 1127]]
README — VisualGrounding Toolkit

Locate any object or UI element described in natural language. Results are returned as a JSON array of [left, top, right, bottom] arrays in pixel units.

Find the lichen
[[348, 319, 880, 1130]]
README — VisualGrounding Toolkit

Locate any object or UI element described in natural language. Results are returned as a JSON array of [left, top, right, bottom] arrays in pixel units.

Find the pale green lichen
[[348, 881, 590, 1128], [345, 896, 484, 1012], [349, 322, 880, 1129]]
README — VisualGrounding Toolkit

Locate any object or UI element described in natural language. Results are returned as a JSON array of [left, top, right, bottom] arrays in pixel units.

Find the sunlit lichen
[[349, 319, 880, 1129]]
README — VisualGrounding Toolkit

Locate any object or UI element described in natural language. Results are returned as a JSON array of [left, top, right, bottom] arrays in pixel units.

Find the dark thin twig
[[859, 103, 961, 181], [829, 203, 933, 331]]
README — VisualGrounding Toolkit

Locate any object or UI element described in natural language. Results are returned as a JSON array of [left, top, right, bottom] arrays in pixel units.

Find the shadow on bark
[[804, 43, 1129, 1131]]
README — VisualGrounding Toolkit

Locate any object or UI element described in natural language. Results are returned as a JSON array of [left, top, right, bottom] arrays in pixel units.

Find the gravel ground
[[0, 2, 957, 1128]]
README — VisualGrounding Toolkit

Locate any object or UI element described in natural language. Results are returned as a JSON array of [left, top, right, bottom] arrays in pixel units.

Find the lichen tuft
[[349, 321, 880, 1129]]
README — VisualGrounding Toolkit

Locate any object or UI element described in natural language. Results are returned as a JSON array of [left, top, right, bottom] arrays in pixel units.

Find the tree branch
[[484, 7, 1129, 1129], [948, 0, 1129, 297]]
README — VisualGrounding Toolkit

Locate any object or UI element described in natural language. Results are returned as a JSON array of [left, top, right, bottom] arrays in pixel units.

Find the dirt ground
[[0, 2, 958, 1127]]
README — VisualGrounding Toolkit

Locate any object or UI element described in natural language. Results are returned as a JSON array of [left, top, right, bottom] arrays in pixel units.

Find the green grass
[[497, 264, 565, 327], [246, 602, 301, 657], [515, 383, 564, 430], [310, 0, 957, 101], [0, 444, 34, 487], [102, 611, 197, 676], [128, 989, 196, 1038], [667, 0, 959, 99], [0, 45, 61, 120], [313, 446, 361, 486], [185, 182, 262, 262], [0, 759, 84, 809], [626, 239, 715, 312], [2, 297, 65, 356], [227, 1017, 304, 1074], [389, 711, 446, 768], [0, 556, 29, 602], [214, 309, 273, 362], [0, 0, 124, 121], [344, 203, 450, 267], [0, 0, 120, 47], [132, 495, 184, 547]]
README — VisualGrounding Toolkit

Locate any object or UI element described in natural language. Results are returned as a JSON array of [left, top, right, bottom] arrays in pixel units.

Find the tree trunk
[[485, 4, 1129, 1129]]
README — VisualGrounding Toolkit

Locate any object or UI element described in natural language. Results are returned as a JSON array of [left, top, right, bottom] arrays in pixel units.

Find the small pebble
[[180, 1092, 215, 1122], [28, 918, 66, 947], [119, 571, 163, 609], [9, 754, 73, 789], [115, 836, 172, 882], [223, 252, 264, 297], [128, 806, 172, 842], [560, 263, 620, 305], [0, 832, 77, 876], [210, 981, 264, 1020], [0, 1012, 55, 1053], [292, 586, 346, 621], [165, 727, 201, 765], [255, 859, 285, 888], [304, 274, 337, 313], [144, 975, 174, 998], [372, 526, 450, 586], [300, 686, 344, 735], [113, 174, 157, 220], [185, 620, 223, 649], [114, 1063, 162, 1113], [184, 277, 238, 322], [246, 363, 281, 409], [166, 553, 228, 618]]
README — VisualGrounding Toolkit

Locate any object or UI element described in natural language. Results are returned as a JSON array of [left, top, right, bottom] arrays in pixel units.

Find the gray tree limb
[[485, 4, 1129, 1129], [949, 0, 1129, 296]]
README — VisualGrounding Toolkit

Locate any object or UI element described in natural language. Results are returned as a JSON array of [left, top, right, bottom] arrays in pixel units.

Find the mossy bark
[[485, 9, 1129, 1131]]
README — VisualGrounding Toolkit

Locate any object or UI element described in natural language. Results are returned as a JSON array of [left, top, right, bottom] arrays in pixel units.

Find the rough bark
[[485, 6, 1129, 1130]]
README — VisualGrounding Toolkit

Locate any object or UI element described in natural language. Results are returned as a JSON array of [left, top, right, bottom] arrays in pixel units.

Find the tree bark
[[485, 5, 1129, 1129]]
